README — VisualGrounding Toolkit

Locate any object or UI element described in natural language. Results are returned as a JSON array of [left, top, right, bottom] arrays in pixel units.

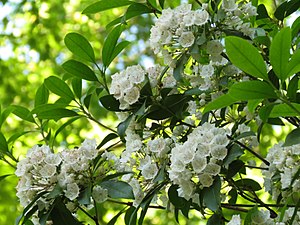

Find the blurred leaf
[[203, 94, 237, 114], [35, 84, 49, 107], [228, 81, 277, 100], [225, 36, 268, 80], [62, 60, 98, 81], [173, 54, 187, 81], [286, 49, 300, 78], [223, 144, 244, 167], [110, 41, 131, 63], [83, 0, 133, 14], [226, 160, 245, 179], [78, 185, 92, 205], [203, 176, 221, 212], [117, 115, 133, 141], [0, 132, 8, 153], [256, 4, 269, 19], [228, 188, 238, 205], [283, 127, 300, 147], [53, 117, 81, 141], [99, 94, 121, 111], [107, 210, 125, 225], [274, 0, 300, 21], [97, 133, 119, 149], [0, 174, 11, 182], [64, 32, 95, 63], [0, 106, 15, 128], [168, 185, 190, 209], [11, 105, 35, 123], [100, 180, 134, 199], [292, 16, 300, 38], [102, 171, 133, 182], [270, 27, 291, 80], [125, 206, 137, 225], [7, 131, 32, 144], [44, 76, 74, 102], [287, 75, 299, 101], [159, 0, 164, 8], [235, 178, 262, 191]]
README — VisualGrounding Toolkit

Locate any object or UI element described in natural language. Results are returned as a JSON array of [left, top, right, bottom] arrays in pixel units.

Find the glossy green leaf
[[125, 206, 137, 225], [207, 213, 222, 225], [97, 133, 119, 149], [110, 41, 131, 64], [99, 94, 121, 111], [83, 0, 133, 14], [203, 176, 221, 212], [50, 198, 82, 225], [102, 25, 125, 68], [283, 127, 300, 147], [0, 132, 8, 153], [100, 180, 134, 199], [106, 3, 153, 28], [292, 16, 300, 38], [270, 27, 291, 80], [71, 78, 82, 99], [228, 81, 277, 100], [168, 185, 190, 209], [274, 0, 300, 21], [11, 105, 35, 123], [62, 60, 98, 81], [53, 117, 81, 141], [35, 84, 49, 107], [287, 75, 298, 101], [64, 32, 95, 62], [235, 178, 262, 191], [78, 185, 92, 205], [226, 160, 245, 179], [117, 115, 133, 140], [44, 76, 74, 101], [223, 144, 244, 167], [203, 93, 237, 114], [225, 36, 268, 80], [36, 109, 78, 121], [269, 103, 300, 118], [286, 49, 300, 78]]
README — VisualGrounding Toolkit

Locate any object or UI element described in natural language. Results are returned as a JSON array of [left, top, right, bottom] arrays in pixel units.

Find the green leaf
[[228, 81, 277, 100], [53, 117, 80, 141], [44, 76, 74, 102], [235, 178, 262, 191], [159, 0, 164, 8], [117, 115, 133, 141], [11, 105, 35, 123], [225, 36, 268, 80], [50, 198, 82, 225], [102, 25, 125, 68], [228, 188, 238, 205], [35, 84, 49, 107], [168, 185, 190, 209], [269, 103, 300, 118], [37, 109, 78, 121], [62, 60, 98, 81], [203, 94, 237, 114], [97, 133, 119, 149], [287, 70, 299, 101], [110, 41, 130, 63], [226, 160, 245, 179], [7, 131, 32, 144], [283, 127, 300, 147], [100, 180, 134, 199], [223, 144, 244, 167], [78, 185, 92, 205], [0, 132, 8, 153], [207, 213, 222, 225], [173, 54, 187, 81], [83, 0, 133, 14], [64, 32, 95, 62], [270, 27, 291, 80], [274, 0, 300, 21], [71, 78, 82, 99], [99, 94, 121, 111], [286, 49, 300, 78], [203, 176, 221, 212], [125, 206, 136, 225], [106, 3, 153, 28], [292, 16, 300, 38], [107, 210, 125, 225]]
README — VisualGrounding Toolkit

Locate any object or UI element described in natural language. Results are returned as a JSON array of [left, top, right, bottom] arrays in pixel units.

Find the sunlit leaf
[[225, 36, 268, 80], [0, 132, 8, 153], [83, 0, 133, 14], [286, 49, 300, 78], [37, 109, 78, 121], [270, 27, 291, 80], [100, 180, 134, 199], [203, 93, 237, 114], [269, 103, 300, 118], [283, 127, 300, 147], [35, 84, 49, 107], [64, 32, 95, 63], [11, 105, 35, 123]]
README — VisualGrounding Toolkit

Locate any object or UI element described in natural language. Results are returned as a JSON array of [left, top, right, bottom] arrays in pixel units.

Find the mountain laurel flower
[[179, 31, 195, 48], [228, 215, 241, 225], [65, 183, 80, 201], [193, 10, 209, 26], [92, 186, 108, 203]]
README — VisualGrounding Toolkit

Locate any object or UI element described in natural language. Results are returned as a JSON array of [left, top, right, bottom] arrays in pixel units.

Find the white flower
[[228, 215, 241, 225], [123, 86, 140, 105], [201, 63, 215, 78], [141, 163, 158, 180], [199, 173, 214, 187], [193, 10, 209, 25], [126, 65, 145, 84], [203, 163, 221, 176], [39, 164, 57, 178], [44, 154, 62, 166], [222, 0, 238, 11], [206, 40, 224, 55], [65, 183, 80, 201], [92, 186, 108, 203], [192, 152, 207, 173], [179, 31, 195, 48]]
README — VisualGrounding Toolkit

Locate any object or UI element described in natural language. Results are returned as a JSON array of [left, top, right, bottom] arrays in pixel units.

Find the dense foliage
[[1, 0, 300, 224]]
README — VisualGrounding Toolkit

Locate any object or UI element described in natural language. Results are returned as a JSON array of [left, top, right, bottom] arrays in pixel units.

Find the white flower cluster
[[263, 142, 300, 202], [110, 65, 145, 110], [149, 4, 209, 57], [222, 0, 257, 38], [168, 123, 230, 199], [15, 139, 108, 210]]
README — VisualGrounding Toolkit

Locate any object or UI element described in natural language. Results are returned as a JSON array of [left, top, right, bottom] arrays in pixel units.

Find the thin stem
[[93, 198, 100, 225], [78, 205, 97, 222], [228, 135, 270, 166], [2, 156, 17, 169]]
